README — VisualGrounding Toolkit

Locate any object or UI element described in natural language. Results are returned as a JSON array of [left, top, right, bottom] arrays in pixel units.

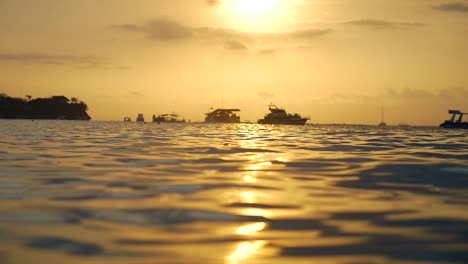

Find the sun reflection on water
[[227, 241, 267, 264], [242, 174, 257, 183], [239, 191, 256, 203], [235, 222, 267, 235], [228, 222, 268, 264]]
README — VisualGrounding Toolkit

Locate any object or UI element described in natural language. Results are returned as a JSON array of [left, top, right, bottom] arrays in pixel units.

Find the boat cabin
[[205, 108, 241, 123]]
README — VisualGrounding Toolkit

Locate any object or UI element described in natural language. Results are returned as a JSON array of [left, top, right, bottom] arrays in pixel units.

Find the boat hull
[[258, 118, 308, 125], [440, 122, 468, 129], [205, 119, 240, 124]]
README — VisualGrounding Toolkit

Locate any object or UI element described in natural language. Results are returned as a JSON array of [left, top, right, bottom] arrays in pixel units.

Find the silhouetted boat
[[440, 110, 468, 129], [258, 104, 308, 125], [153, 113, 185, 123], [205, 108, 240, 123], [136, 113, 145, 122], [123, 117, 131, 122]]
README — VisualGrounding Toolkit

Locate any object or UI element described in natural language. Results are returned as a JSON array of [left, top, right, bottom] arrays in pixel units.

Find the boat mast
[[381, 104, 384, 123]]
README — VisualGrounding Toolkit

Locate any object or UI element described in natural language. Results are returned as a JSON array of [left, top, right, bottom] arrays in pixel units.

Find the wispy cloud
[[433, 2, 468, 12], [113, 19, 192, 40], [0, 53, 101, 65], [224, 39, 248, 50], [258, 49, 276, 55], [147, 18, 193, 40], [0, 52, 127, 70], [111, 24, 146, 32], [113, 17, 332, 51], [288, 28, 333, 39], [330, 87, 468, 103], [344, 19, 426, 29]]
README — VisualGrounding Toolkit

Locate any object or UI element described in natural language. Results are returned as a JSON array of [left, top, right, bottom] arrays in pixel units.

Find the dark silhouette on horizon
[[0, 93, 91, 120], [440, 110, 468, 129], [153, 113, 186, 123], [205, 108, 241, 123], [258, 104, 309, 125]]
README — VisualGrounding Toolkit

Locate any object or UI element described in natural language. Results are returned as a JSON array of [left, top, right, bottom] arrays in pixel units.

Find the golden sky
[[0, 0, 467, 125]]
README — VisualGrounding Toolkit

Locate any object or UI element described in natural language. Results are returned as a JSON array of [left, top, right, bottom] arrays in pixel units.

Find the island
[[0, 94, 91, 120]]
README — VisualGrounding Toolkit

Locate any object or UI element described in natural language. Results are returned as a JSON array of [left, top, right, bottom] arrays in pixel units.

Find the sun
[[221, 0, 288, 32]]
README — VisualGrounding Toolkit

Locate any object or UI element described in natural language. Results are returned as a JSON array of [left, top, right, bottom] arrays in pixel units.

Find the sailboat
[[378, 105, 387, 126]]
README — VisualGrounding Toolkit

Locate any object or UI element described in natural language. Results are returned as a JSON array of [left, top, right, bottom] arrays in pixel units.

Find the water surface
[[0, 120, 467, 264]]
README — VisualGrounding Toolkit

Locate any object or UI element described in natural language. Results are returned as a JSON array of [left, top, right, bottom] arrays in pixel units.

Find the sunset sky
[[1, 0, 467, 125]]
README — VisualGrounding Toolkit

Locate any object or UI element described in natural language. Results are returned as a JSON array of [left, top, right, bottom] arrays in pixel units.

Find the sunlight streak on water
[[235, 222, 266, 235], [227, 241, 267, 264]]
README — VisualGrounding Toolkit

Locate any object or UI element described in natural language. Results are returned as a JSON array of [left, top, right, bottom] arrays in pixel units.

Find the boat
[[153, 113, 185, 123], [205, 108, 240, 123], [257, 104, 309, 125], [378, 105, 387, 126], [440, 110, 468, 129], [136, 113, 145, 122], [123, 117, 131, 122]]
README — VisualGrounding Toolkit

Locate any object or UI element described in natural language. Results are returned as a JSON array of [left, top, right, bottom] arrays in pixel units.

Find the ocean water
[[0, 120, 467, 264]]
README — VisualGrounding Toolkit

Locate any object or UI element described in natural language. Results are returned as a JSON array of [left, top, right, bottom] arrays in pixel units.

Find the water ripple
[[0, 120, 467, 264]]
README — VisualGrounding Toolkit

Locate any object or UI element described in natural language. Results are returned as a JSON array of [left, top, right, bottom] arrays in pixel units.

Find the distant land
[[0, 94, 91, 120]]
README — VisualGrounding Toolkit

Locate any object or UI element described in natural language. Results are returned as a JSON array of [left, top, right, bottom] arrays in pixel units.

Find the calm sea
[[0, 120, 467, 264]]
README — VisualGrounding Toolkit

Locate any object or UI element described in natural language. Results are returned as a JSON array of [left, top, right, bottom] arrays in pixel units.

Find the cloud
[[113, 18, 193, 40], [436, 87, 468, 99], [130, 91, 144, 97], [113, 17, 333, 51], [115, 19, 251, 42], [0, 52, 127, 70], [344, 19, 426, 29], [258, 49, 276, 55], [258, 92, 275, 99], [0, 53, 101, 65], [433, 2, 468, 12], [111, 24, 146, 32], [330, 87, 468, 103], [223, 39, 248, 50], [147, 18, 193, 40], [206, 0, 221, 6], [288, 28, 333, 39]]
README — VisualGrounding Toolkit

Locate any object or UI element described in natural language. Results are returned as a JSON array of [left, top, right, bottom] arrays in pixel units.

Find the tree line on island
[[0, 93, 91, 120]]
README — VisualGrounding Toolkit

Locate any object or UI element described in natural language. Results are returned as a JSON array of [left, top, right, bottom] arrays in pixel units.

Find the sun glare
[[222, 0, 289, 32], [234, 0, 281, 17]]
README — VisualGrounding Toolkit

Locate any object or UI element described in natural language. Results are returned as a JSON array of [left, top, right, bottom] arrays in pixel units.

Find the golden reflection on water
[[239, 191, 256, 203], [227, 241, 267, 264], [241, 208, 273, 218], [235, 222, 267, 235], [242, 174, 257, 183], [228, 222, 268, 264], [245, 161, 272, 171]]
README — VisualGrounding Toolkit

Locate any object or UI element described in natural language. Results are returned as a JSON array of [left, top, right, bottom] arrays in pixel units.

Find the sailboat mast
[[381, 105, 384, 123]]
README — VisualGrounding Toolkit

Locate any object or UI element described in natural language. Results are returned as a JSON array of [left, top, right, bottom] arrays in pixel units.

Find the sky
[[0, 0, 467, 125]]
